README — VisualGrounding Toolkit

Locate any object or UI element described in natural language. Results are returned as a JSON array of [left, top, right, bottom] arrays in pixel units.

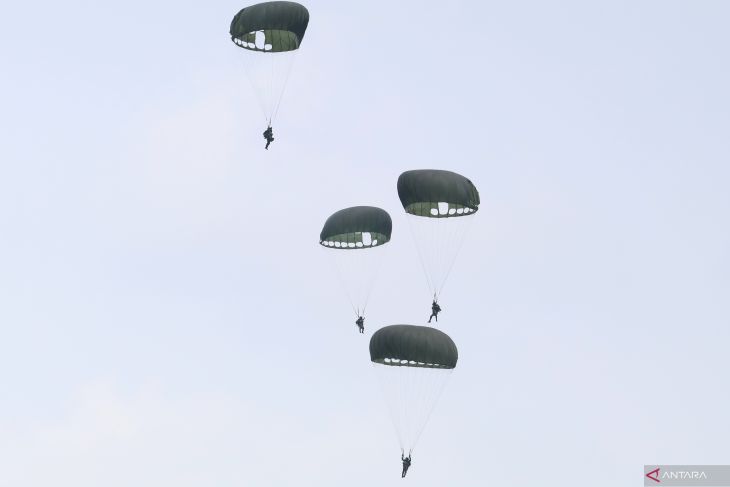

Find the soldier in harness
[[428, 300, 441, 323], [401, 451, 412, 478], [263, 125, 274, 149]]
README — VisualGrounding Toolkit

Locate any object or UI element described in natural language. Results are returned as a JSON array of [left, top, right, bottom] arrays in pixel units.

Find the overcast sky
[[1, 1, 729, 485]]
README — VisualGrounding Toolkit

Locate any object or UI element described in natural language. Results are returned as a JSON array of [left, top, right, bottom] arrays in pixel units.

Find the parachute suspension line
[[268, 30, 282, 120], [352, 250, 367, 318], [406, 202, 476, 304], [436, 213, 475, 299], [409, 367, 452, 452], [331, 249, 361, 319], [428, 212, 441, 301], [433, 203, 452, 299], [434, 206, 458, 300], [268, 31, 276, 118], [431, 208, 451, 302], [237, 32, 297, 125], [360, 244, 385, 319], [271, 47, 297, 124], [406, 203, 437, 300], [375, 364, 453, 454], [448, 213, 471, 297], [240, 57, 269, 123], [328, 244, 384, 322], [375, 363, 402, 449], [359, 246, 384, 319], [409, 366, 445, 453]]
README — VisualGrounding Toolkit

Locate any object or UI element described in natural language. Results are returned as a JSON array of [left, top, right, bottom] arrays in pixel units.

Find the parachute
[[230, 2, 309, 124], [397, 169, 480, 302], [320, 206, 392, 322], [370, 325, 458, 454]]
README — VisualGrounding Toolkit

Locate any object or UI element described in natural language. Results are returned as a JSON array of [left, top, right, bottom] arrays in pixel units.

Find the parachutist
[[401, 452, 412, 478], [428, 300, 441, 323], [263, 126, 274, 149], [356, 316, 365, 334]]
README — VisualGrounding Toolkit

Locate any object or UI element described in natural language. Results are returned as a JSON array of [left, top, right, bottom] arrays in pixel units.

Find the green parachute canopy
[[397, 169, 480, 218], [370, 325, 458, 369], [320, 206, 392, 249], [230, 1, 310, 53]]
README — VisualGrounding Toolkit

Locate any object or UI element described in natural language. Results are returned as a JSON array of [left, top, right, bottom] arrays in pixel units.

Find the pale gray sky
[[1, 1, 729, 485]]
